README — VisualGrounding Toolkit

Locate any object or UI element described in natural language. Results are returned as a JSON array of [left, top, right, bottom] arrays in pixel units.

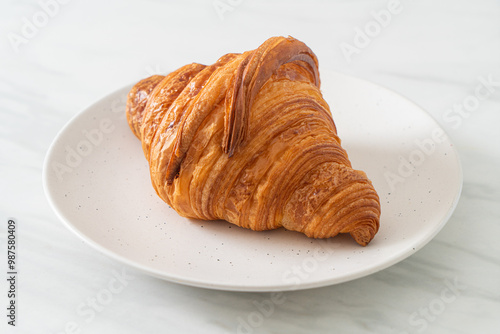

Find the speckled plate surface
[[43, 71, 462, 292]]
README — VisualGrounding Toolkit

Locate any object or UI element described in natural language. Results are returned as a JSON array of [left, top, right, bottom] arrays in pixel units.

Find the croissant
[[126, 36, 380, 246]]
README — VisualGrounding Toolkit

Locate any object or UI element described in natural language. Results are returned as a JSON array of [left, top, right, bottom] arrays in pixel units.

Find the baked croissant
[[126, 36, 380, 246]]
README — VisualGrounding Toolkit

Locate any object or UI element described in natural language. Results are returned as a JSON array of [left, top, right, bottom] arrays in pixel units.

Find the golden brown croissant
[[126, 36, 380, 246]]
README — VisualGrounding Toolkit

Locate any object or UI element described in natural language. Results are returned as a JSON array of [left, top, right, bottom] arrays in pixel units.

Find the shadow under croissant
[[185, 217, 364, 248]]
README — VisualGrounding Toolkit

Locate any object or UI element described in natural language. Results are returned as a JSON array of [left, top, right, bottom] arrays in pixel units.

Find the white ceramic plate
[[43, 71, 462, 292]]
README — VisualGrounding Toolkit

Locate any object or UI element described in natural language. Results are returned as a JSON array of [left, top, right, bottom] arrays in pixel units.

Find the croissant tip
[[350, 228, 376, 247]]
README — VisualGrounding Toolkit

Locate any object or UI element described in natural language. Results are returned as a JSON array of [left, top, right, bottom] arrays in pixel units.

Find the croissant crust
[[126, 36, 380, 246]]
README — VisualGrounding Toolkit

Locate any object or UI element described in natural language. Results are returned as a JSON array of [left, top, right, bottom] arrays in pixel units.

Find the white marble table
[[1, 0, 499, 333]]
